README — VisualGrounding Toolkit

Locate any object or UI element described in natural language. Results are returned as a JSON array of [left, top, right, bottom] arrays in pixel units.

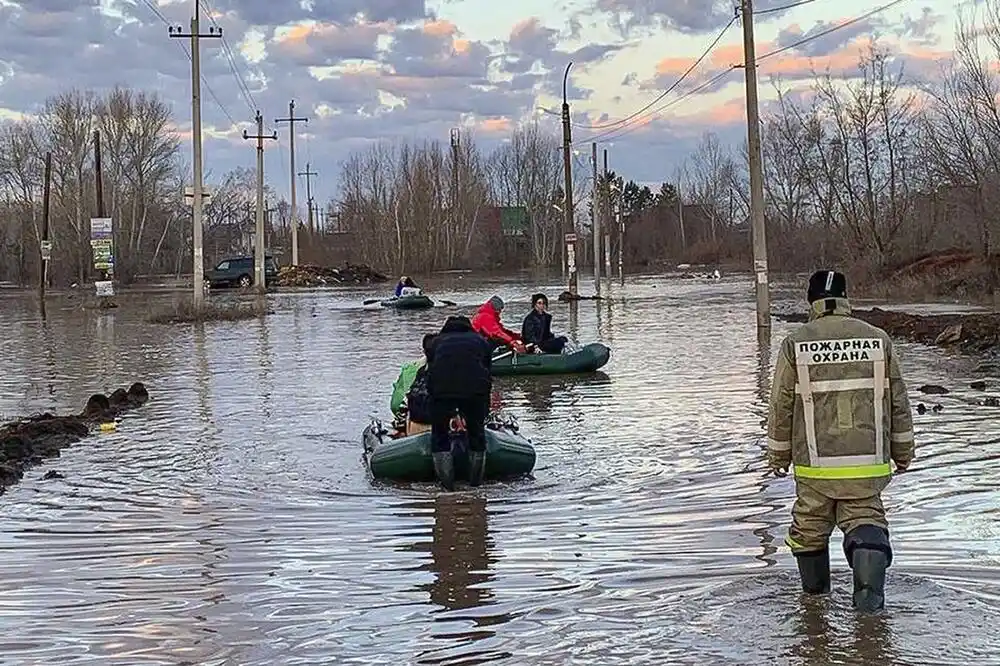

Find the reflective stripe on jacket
[[767, 297, 915, 498]]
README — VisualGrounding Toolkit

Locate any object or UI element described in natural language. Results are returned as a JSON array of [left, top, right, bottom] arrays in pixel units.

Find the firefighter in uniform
[[767, 270, 915, 612]]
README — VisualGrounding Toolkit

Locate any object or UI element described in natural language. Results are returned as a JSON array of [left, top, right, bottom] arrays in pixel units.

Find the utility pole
[[561, 62, 578, 295], [93, 130, 115, 307], [740, 0, 771, 328], [591, 142, 601, 295], [169, 3, 221, 311], [299, 162, 318, 233], [94, 131, 105, 220], [450, 128, 460, 264], [242, 110, 277, 293], [39, 152, 52, 308], [265, 201, 279, 248], [678, 189, 686, 252], [274, 100, 308, 266], [603, 149, 611, 277]]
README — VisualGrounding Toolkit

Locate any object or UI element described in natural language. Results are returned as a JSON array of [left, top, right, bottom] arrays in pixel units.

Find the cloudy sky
[[0, 0, 958, 204]]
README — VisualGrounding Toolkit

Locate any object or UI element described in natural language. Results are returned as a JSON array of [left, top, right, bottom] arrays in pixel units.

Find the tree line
[[2, 2, 999, 286]]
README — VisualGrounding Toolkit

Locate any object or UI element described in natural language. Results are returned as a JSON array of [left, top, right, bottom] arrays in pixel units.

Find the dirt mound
[[277, 262, 389, 287], [0, 382, 150, 494], [889, 251, 980, 279], [867, 251, 1000, 301], [776, 308, 1000, 354]]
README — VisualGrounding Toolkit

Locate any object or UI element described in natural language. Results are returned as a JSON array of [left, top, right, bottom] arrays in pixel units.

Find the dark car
[[205, 255, 279, 289]]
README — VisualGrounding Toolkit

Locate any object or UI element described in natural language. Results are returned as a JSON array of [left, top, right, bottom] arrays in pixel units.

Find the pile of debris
[[276, 262, 389, 287], [776, 308, 1000, 355], [0, 382, 150, 493]]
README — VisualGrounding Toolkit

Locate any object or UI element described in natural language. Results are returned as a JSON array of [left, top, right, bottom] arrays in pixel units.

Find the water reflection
[[504, 373, 612, 416], [405, 494, 514, 664], [753, 324, 772, 432], [789, 597, 832, 664], [193, 323, 213, 427], [258, 314, 273, 420], [95, 309, 115, 388], [788, 599, 897, 666], [567, 299, 579, 342], [423, 494, 495, 614]]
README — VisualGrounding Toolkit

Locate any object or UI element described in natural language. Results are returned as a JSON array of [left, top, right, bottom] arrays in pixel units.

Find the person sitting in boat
[[390, 333, 435, 435], [521, 293, 567, 354], [471, 295, 526, 354], [394, 276, 421, 297]]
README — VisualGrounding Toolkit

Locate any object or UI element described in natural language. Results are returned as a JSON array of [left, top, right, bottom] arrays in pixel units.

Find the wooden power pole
[[298, 163, 318, 233], [561, 62, 578, 295], [450, 127, 460, 264], [169, 1, 221, 311], [591, 141, 601, 295], [741, 0, 771, 328], [274, 100, 308, 266], [39, 152, 52, 310], [242, 110, 277, 293]]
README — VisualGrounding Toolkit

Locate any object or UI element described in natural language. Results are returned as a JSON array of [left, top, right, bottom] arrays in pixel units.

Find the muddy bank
[[776, 307, 1000, 357], [277, 263, 389, 287], [0, 382, 149, 493], [854, 251, 1000, 302]]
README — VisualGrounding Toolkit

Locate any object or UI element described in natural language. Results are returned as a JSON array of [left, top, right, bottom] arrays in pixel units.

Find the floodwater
[[0, 273, 998, 666]]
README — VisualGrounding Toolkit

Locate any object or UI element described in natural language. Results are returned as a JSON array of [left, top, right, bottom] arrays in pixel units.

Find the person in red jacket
[[471, 296, 527, 353]]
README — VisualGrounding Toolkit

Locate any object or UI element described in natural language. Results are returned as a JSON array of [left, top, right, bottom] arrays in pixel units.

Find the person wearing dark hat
[[471, 295, 527, 354], [767, 270, 915, 613], [521, 293, 567, 354], [426, 315, 494, 490]]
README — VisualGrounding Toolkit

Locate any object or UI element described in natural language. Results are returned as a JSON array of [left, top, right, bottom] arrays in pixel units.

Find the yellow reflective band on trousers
[[794, 463, 891, 479]]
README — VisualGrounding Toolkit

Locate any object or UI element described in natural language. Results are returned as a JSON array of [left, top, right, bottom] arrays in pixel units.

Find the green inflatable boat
[[380, 293, 435, 309], [491, 342, 611, 376], [363, 417, 536, 483]]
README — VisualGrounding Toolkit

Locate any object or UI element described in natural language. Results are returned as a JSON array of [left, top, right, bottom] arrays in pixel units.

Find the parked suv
[[205, 255, 279, 289]]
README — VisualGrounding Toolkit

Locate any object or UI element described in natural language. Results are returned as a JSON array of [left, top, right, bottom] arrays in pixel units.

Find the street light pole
[[561, 62, 578, 296]]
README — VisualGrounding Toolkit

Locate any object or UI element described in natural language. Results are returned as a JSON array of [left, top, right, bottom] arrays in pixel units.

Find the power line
[[198, 0, 259, 115], [575, 0, 913, 143], [577, 67, 739, 145], [138, 0, 169, 23], [757, 0, 819, 15], [139, 0, 237, 125], [759, 0, 909, 59], [574, 15, 738, 131]]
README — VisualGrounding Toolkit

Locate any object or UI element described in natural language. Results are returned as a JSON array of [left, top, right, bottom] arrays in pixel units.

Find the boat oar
[[363, 298, 382, 305], [436, 299, 457, 306]]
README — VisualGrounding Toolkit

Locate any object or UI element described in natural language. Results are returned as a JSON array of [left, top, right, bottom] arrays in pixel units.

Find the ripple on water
[[0, 278, 998, 665]]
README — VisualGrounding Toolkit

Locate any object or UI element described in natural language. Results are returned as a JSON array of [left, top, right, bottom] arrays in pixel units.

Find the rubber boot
[[432, 451, 455, 491], [851, 549, 887, 612], [795, 550, 831, 594], [468, 451, 486, 487]]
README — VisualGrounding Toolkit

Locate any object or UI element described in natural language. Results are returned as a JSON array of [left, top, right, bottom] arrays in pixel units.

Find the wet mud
[[0, 382, 149, 494]]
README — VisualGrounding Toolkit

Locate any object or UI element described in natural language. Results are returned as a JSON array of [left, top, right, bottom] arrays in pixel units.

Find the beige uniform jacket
[[767, 297, 916, 499]]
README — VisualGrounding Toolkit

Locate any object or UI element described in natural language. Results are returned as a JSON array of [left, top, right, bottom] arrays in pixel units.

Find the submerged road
[[0, 273, 997, 665]]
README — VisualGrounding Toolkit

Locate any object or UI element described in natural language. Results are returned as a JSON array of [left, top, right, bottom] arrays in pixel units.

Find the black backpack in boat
[[405, 365, 432, 424]]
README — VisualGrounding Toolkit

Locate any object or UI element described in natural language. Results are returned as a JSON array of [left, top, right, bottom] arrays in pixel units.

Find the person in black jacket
[[521, 293, 567, 354], [427, 315, 493, 490]]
